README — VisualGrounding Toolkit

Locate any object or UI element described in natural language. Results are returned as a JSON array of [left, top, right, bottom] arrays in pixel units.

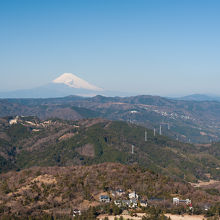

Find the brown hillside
[[0, 163, 219, 218]]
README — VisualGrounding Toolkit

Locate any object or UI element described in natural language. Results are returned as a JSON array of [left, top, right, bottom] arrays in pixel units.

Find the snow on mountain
[[0, 73, 132, 98], [53, 73, 103, 91]]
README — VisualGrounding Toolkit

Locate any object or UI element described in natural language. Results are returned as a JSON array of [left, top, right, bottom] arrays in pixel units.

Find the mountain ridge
[[2, 94, 220, 143], [1, 116, 220, 182], [0, 73, 105, 98], [177, 94, 220, 102]]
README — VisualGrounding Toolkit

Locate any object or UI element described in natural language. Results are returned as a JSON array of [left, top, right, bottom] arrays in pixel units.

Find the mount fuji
[[53, 73, 103, 91], [0, 73, 107, 98]]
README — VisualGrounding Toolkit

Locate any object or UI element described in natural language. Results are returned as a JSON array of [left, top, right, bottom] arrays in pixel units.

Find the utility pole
[[132, 145, 134, 154], [145, 130, 147, 142]]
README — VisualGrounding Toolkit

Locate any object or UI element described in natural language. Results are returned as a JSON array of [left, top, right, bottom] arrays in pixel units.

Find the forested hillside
[[0, 116, 220, 182], [2, 95, 220, 143]]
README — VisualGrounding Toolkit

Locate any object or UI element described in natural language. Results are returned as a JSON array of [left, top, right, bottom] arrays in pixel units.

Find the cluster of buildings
[[100, 191, 194, 211], [173, 197, 193, 209], [99, 190, 147, 209], [74, 192, 195, 217]]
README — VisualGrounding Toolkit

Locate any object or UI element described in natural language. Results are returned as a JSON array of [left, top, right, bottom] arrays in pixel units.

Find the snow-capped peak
[[53, 73, 103, 91]]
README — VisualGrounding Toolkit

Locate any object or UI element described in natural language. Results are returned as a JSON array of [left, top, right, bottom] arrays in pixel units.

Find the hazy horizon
[[1, 0, 220, 97]]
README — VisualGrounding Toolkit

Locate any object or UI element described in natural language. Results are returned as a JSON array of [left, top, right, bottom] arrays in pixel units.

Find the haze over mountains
[[0, 73, 131, 98], [1, 73, 220, 143], [178, 94, 220, 102], [2, 72, 220, 100]]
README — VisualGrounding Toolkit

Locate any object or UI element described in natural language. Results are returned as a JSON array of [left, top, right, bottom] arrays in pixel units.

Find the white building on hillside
[[129, 191, 138, 200]]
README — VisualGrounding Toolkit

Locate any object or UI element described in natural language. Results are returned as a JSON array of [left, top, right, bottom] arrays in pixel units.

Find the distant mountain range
[[177, 94, 220, 102], [1, 72, 220, 102], [2, 73, 220, 143], [1, 94, 220, 143], [0, 73, 132, 98]]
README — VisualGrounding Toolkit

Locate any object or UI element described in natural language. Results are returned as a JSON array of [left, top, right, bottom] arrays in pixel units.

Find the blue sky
[[1, 0, 220, 96]]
